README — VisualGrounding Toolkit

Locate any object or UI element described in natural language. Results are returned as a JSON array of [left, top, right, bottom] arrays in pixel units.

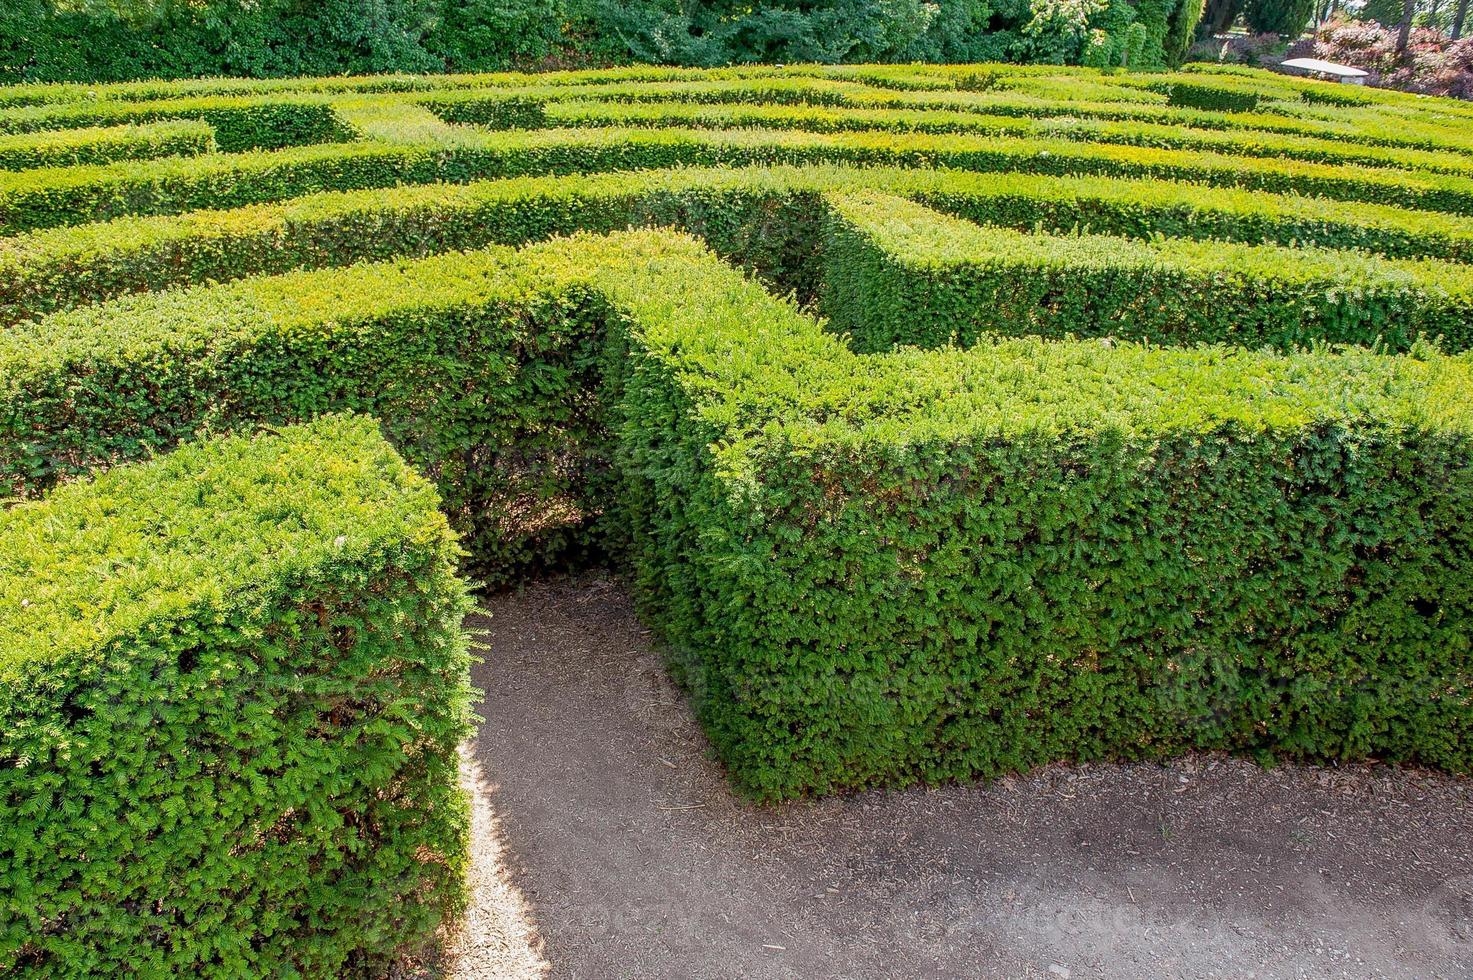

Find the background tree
[[1163, 0, 1206, 61], [1242, 0, 1315, 34], [1199, 0, 1244, 35], [1396, 0, 1416, 51]]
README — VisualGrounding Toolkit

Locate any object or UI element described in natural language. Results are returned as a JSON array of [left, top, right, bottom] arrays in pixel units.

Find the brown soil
[[430, 572, 1473, 980]]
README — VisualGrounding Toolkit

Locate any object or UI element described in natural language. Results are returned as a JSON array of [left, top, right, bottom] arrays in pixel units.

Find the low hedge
[[0, 119, 214, 171], [8, 122, 1473, 237], [6, 68, 1469, 157], [5, 228, 1471, 802], [0, 96, 354, 152], [821, 191, 1473, 354], [6, 163, 1473, 328], [538, 98, 1473, 177], [0, 414, 473, 977], [1160, 80, 1260, 113]]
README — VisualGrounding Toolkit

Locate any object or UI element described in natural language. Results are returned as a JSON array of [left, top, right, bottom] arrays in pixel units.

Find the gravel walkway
[[430, 573, 1473, 980]]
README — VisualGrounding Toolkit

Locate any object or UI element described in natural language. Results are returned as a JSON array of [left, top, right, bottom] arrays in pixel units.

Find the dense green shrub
[[646, 330, 1473, 799], [591, 232, 1473, 800], [0, 415, 473, 976], [0, 0, 1204, 83], [1241, 0, 1315, 35], [821, 191, 1473, 353], [0, 119, 214, 170], [1163, 79, 1260, 111]]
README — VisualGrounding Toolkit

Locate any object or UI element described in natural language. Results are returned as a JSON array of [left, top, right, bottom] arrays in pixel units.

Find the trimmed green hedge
[[5, 228, 1471, 803], [0, 239, 613, 580], [9, 123, 1473, 237], [0, 96, 355, 152], [537, 98, 1473, 177], [821, 192, 1473, 354], [0, 119, 215, 171], [5, 68, 1470, 155], [0, 414, 473, 976], [1161, 80, 1259, 113], [8, 163, 1473, 329], [591, 231, 1473, 800]]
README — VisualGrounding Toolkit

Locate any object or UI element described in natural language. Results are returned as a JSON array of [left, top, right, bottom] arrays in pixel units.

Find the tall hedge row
[[0, 415, 473, 976], [591, 231, 1473, 800], [6, 228, 1471, 805]]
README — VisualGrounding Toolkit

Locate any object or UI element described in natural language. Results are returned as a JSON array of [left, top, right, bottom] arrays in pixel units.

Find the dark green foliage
[[821, 191, 1473, 354], [1242, 0, 1315, 35], [1164, 79, 1261, 111], [1, 0, 1195, 83], [1163, 0, 1206, 64], [0, 415, 473, 976], [0, 0, 444, 84], [425, 0, 569, 70]]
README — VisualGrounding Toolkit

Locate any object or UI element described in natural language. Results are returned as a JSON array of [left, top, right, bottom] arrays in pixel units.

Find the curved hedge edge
[[0, 414, 473, 977], [819, 190, 1473, 354]]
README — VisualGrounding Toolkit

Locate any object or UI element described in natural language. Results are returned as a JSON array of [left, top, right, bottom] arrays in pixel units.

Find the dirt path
[[436, 573, 1473, 980]]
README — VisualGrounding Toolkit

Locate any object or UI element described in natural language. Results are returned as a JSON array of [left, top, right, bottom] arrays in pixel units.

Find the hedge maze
[[3, 62, 1473, 975]]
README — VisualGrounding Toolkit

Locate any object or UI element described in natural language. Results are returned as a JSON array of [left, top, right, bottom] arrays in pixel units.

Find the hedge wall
[[5, 228, 1471, 803], [821, 191, 1473, 354], [0, 96, 354, 152], [594, 231, 1473, 800], [0, 241, 611, 581], [0, 415, 473, 976]]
